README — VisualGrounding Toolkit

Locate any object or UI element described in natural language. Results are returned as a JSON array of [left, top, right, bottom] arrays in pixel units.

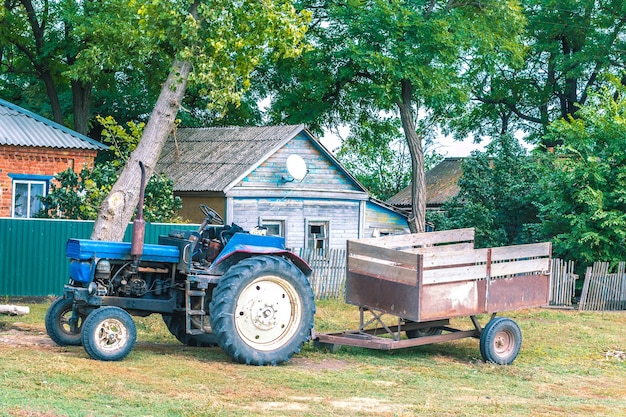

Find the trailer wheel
[[209, 256, 315, 365], [479, 317, 522, 365], [45, 297, 85, 346], [162, 314, 217, 347], [81, 306, 136, 361], [406, 326, 443, 339]]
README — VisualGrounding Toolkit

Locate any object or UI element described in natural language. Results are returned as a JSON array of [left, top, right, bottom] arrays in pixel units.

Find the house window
[[307, 221, 329, 250], [261, 219, 285, 237], [10, 175, 51, 218]]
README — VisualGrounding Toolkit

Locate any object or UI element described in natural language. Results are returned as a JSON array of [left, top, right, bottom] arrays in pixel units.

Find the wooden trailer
[[313, 228, 552, 364]]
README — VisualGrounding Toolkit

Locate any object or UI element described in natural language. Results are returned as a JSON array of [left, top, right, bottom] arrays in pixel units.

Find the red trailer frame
[[313, 228, 552, 364]]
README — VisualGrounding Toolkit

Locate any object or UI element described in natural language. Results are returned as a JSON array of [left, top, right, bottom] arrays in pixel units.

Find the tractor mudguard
[[210, 233, 312, 276]]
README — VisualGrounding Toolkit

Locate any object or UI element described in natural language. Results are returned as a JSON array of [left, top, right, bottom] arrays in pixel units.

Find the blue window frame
[[9, 174, 53, 218]]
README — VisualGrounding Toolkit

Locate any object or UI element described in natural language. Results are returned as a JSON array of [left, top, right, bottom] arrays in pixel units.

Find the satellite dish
[[286, 154, 307, 181]]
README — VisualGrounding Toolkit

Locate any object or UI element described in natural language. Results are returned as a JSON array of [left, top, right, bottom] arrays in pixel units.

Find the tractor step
[[185, 281, 207, 336], [188, 309, 205, 316]]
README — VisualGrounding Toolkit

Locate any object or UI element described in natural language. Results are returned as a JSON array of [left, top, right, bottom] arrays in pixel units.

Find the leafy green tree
[[78, 1, 309, 240], [535, 79, 626, 263], [336, 117, 410, 201], [459, 0, 626, 143], [262, 0, 525, 232], [38, 117, 182, 222], [429, 134, 541, 248], [0, 0, 166, 134]]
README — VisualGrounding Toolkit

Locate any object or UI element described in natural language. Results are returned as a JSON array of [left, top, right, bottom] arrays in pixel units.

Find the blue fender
[[210, 233, 312, 276]]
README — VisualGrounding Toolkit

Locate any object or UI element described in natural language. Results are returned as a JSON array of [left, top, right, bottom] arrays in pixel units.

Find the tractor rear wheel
[[45, 297, 85, 346], [209, 255, 315, 365], [81, 306, 136, 361]]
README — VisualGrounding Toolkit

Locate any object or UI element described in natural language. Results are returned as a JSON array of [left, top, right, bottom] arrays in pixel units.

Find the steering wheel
[[199, 204, 224, 225]]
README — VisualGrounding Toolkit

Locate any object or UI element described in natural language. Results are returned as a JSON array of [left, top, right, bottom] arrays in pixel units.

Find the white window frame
[[11, 177, 49, 218], [260, 218, 287, 238], [305, 219, 330, 251]]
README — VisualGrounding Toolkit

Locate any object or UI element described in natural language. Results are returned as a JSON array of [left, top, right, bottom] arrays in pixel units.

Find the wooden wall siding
[[238, 134, 361, 192], [232, 197, 360, 249], [364, 201, 409, 238]]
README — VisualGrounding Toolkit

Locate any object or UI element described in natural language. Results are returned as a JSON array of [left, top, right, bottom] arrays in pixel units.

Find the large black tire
[[209, 256, 315, 365], [406, 326, 443, 339], [479, 317, 522, 365], [45, 297, 85, 346], [162, 314, 217, 347], [81, 306, 137, 361]]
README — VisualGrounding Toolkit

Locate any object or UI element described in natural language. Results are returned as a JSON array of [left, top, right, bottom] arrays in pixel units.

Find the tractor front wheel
[[209, 256, 315, 365], [81, 306, 136, 361], [45, 297, 85, 346]]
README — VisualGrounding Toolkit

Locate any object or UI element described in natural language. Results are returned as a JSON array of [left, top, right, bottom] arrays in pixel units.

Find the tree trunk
[[71, 80, 92, 135], [0, 305, 30, 316], [90, 59, 192, 241], [40, 71, 64, 125], [397, 79, 426, 233]]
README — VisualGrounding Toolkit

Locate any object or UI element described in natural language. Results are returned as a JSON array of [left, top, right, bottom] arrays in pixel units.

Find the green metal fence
[[0, 218, 198, 297]]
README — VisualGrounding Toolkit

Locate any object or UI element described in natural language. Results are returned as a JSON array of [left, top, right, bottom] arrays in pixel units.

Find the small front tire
[[479, 317, 522, 365], [81, 306, 136, 361], [45, 297, 85, 346]]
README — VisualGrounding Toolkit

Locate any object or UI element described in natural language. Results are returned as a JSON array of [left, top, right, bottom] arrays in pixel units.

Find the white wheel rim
[[234, 275, 302, 351], [95, 318, 128, 352]]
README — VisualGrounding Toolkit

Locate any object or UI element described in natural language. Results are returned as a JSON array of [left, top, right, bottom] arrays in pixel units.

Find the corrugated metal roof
[[387, 158, 465, 207], [157, 125, 305, 192], [0, 98, 105, 150]]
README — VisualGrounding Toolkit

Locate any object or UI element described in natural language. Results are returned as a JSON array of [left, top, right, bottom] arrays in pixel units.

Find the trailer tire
[[45, 297, 85, 346], [480, 317, 522, 365], [406, 326, 443, 339], [162, 314, 217, 347], [209, 255, 315, 365], [81, 306, 136, 361]]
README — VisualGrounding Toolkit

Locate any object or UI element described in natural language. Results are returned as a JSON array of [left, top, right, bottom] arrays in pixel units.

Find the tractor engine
[[93, 259, 168, 298]]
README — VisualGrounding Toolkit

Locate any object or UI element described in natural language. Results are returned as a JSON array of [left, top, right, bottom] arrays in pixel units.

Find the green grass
[[0, 299, 624, 417]]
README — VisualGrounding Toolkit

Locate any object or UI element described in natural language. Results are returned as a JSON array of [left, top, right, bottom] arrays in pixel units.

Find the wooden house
[[156, 125, 408, 250], [0, 99, 105, 218], [387, 157, 465, 212]]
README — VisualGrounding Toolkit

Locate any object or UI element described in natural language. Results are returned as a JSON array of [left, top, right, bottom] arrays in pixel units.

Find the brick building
[[0, 99, 105, 218]]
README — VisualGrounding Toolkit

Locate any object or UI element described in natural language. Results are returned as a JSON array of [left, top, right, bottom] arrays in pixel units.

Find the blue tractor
[[45, 163, 315, 365]]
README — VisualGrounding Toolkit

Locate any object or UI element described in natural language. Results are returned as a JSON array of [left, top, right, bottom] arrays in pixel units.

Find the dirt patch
[[0, 322, 54, 348], [290, 356, 350, 371]]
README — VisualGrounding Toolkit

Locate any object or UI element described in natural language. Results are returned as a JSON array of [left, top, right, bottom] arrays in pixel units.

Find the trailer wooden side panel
[[345, 229, 552, 322]]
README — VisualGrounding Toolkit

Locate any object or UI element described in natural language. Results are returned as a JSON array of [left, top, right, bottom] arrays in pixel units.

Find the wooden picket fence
[[549, 259, 577, 307], [579, 262, 626, 311], [293, 248, 346, 299]]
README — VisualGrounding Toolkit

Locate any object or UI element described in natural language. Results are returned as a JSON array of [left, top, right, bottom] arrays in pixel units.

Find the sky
[[318, 130, 488, 158]]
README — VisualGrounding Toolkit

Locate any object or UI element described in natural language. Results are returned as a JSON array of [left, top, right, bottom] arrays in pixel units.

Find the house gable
[[229, 131, 365, 197], [387, 157, 465, 210]]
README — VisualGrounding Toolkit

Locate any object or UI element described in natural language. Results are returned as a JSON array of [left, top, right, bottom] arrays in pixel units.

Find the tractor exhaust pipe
[[131, 161, 147, 263]]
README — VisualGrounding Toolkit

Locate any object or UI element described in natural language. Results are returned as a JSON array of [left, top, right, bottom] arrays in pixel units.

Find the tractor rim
[[234, 275, 302, 351], [94, 318, 129, 352]]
